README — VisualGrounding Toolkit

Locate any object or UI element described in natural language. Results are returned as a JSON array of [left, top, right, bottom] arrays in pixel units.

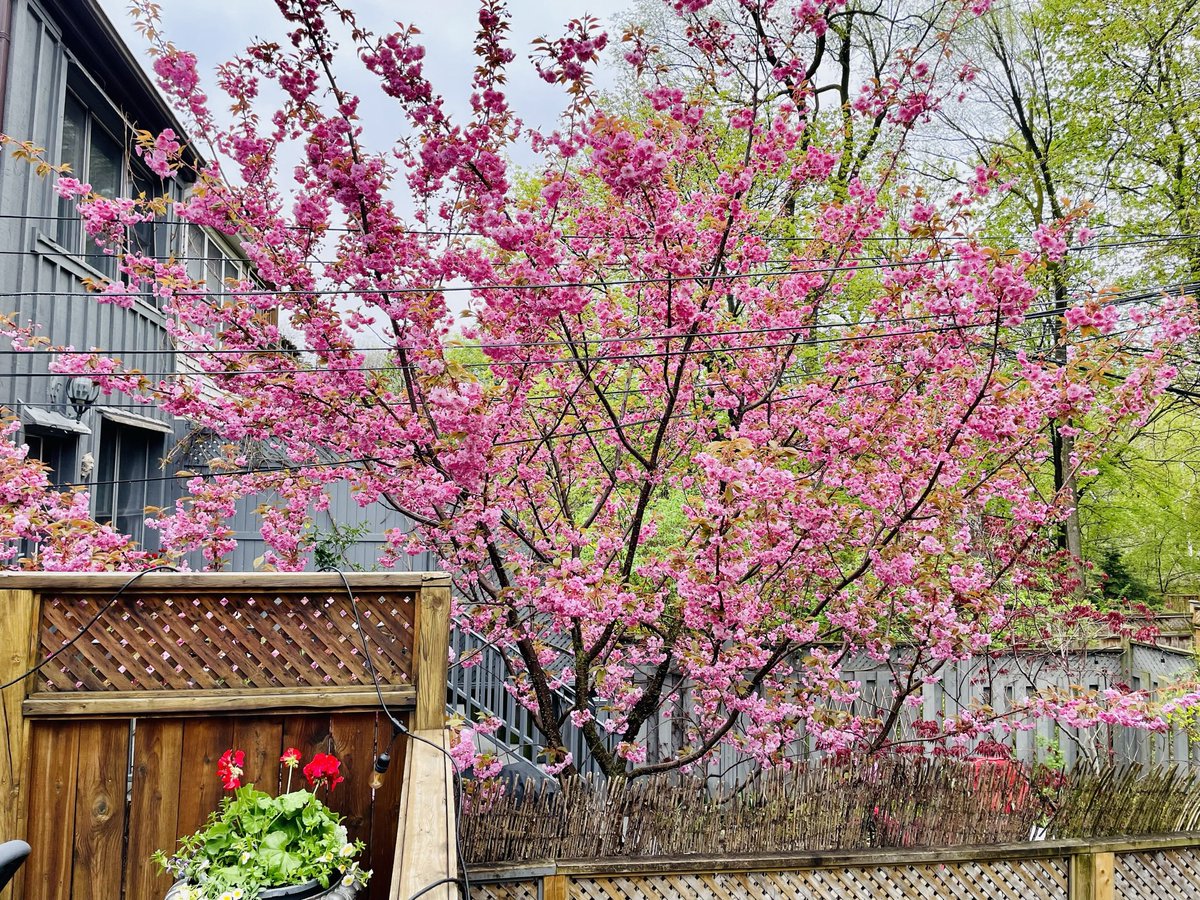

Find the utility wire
[[0, 277, 1181, 359], [11, 353, 1141, 493], [0, 291, 1165, 381], [0, 231, 1190, 266], [0, 247, 1107, 299], [11, 377, 925, 491]]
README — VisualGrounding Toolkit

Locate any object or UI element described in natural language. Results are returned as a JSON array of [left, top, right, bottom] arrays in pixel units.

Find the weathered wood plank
[[232, 716, 285, 795], [281, 712, 333, 770], [0, 571, 448, 590], [544, 874, 569, 900], [413, 584, 451, 731], [23, 685, 416, 717], [125, 718, 184, 900], [329, 712, 378, 851], [369, 712, 409, 900], [177, 718, 238, 839], [70, 720, 130, 900], [23, 721, 81, 900], [391, 729, 457, 900], [0, 588, 37, 900]]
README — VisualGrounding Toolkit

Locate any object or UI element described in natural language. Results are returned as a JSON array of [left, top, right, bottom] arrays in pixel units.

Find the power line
[[0, 249, 1111, 300], [16, 375, 936, 491], [1, 277, 1182, 360], [4, 232, 1197, 305], [0, 209, 1159, 248], [0, 287, 1167, 381], [20, 208, 1200, 253], [0, 325, 1068, 379], [0, 232, 1190, 268], [14, 333, 1151, 494]]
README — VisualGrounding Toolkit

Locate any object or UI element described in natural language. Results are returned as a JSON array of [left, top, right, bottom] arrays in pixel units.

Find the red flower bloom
[[303, 752, 344, 791], [280, 747, 301, 768], [217, 748, 245, 791]]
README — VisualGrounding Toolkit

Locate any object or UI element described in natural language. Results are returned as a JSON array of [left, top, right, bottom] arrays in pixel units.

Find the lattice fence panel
[[569, 859, 1068, 900], [1116, 849, 1200, 900], [472, 882, 541, 900], [36, 590, 415, 691]]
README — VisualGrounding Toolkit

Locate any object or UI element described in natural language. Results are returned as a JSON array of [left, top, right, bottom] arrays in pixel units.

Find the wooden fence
[[469, 834, 1200, 900], [0, 571, 452, 900]]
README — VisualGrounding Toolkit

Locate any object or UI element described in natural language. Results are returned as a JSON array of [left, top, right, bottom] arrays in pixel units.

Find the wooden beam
[[543, 874, 569, 900], [413, 583, 452, 731], [0, 571, 451, 591], [390, 729, 457, 900], [23, 685, 416, 718], [0, 589, 39, 900], [462, 838, 1200, 883], [1071, 851, 1114, 900]]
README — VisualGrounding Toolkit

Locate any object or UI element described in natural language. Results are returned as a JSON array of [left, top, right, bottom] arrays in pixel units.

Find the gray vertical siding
[[0, 0, 423, 573], [210, 481, 438, 573]]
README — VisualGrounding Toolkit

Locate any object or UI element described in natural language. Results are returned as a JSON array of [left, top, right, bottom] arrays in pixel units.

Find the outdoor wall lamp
[[65, 376, 100, 421]]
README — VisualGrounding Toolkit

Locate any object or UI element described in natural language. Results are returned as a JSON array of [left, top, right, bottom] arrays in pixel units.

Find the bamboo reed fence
[[459, 758, 1200, 866]]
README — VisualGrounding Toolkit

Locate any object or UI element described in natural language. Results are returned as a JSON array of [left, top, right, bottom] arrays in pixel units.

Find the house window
[[57, 82, 170, 293], [24, 430, 77, 489], [93, 421, 165, 549], [187, 226, 249, 296]]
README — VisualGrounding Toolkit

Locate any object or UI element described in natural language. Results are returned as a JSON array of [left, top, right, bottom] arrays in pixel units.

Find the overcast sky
[[97, 0, 635, 139]]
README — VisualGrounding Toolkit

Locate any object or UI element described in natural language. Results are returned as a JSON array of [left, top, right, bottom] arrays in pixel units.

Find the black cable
[[324, 567, 471, 900], [3, 325, 1154, 493], [407, 877, 463, 900], [0, 275, 1185, 364], [0, 290, 1162, 380], [0, 564, 180, 692], [0, 246, 1115, 298]]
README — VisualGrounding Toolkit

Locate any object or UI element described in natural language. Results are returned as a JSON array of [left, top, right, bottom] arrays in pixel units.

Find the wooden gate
[[0, 572, 452, 900]]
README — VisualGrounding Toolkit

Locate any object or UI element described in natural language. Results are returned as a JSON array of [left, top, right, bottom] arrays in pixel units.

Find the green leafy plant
[[311, 520, 370, 572], [153, 748, 370, 900]]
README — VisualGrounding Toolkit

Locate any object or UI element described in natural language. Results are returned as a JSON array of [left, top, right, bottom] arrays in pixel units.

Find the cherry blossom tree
[[5, 0, 1198, 774]]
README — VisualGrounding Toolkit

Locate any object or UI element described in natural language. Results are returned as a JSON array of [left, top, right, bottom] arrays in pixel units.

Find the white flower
[[239, 851, 252, 864], [219, 893, 234, 900], [231, 891, 244, 900], [321, 852, 334, 863], [342, 874, 356, 887], [339, 844, 356, 858]]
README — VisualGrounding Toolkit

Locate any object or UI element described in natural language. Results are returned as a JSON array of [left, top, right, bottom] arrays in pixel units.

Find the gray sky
[[98, 1, 635, 138]]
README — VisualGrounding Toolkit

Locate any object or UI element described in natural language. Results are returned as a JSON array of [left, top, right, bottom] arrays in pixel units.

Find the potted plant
[[154, 747, 371, 900]]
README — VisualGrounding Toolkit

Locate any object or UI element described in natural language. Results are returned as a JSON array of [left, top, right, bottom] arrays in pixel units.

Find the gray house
[[0, 0, 421, 571]]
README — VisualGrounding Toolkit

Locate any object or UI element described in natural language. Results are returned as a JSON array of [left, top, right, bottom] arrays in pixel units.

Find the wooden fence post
[[543, 874, 569, 900], [1071, 851, 1114, 900], [413, 579, 452, 732], [390, 729, 457, 900], [0, 588, 38, 900]]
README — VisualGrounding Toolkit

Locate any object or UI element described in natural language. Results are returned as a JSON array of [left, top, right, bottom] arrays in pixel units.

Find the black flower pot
[[166, 878, 359, 900]]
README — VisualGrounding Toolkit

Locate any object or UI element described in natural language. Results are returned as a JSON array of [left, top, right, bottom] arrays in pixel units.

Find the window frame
[[93, 419, 166, 550], [55, 66, 175, 302]]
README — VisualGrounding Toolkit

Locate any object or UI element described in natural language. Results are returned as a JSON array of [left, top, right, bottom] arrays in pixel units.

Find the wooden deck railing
[[0, 571, 452, 900]]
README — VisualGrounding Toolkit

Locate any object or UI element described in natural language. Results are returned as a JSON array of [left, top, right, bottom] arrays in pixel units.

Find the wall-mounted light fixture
[[65, 376, 100, 421]]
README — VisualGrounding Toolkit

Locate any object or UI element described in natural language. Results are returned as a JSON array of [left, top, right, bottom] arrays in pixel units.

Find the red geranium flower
[[217, 748, 245, 791], [280, 747, 301, 769], [303, 752, 344, 791]]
